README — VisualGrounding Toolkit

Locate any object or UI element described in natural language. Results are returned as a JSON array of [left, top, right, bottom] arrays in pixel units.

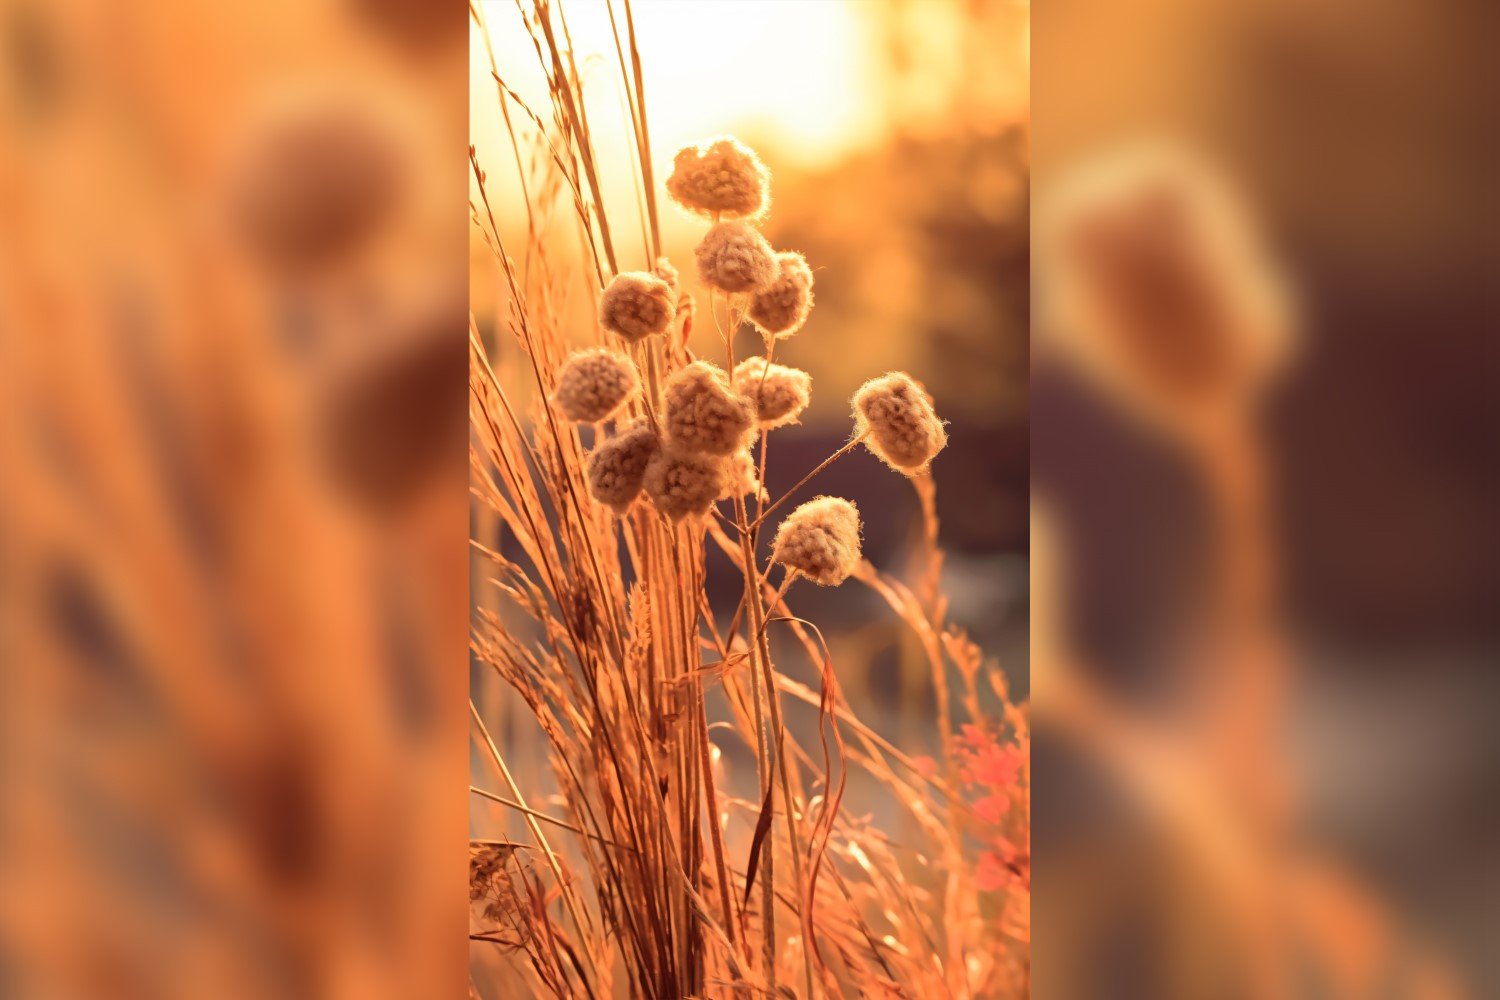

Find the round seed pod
[[586, 418, 660, 515], [733, 357, 811, 429], [643, 448, 725, 522], [695, 222, 778, 294], [852, 372, 948, 474], [665, 136, 770, 220], [772, 496, 862, 586], [553, 349, 638, 423], [748, 251, 814, 338], [600, 271, 675, 342], [663, 361, 756, 457]]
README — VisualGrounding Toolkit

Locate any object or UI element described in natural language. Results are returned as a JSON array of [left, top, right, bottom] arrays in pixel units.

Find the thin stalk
[[749, 433, 868, 533], [471, 702, 600, 994], [735, 517, 815, 999]]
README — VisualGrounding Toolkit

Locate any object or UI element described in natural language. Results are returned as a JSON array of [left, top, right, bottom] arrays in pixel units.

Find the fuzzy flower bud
[[733, 357, 812, 429], [663, 361, 756, 457], [553, 349, 639, 423], [852, 372, 948, 474], [643, 448, 725, 522], [772, 496, 862, 586], [599, 271, 675, 342], [695, 222, 778, 294], [717, 449, 764, 502], [665, 136, 770, 220], [748, 251, 814, 338], [586, 418, 660, 514]]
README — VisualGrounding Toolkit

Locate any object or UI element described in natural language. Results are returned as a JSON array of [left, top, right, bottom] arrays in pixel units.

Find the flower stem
[[750, 432, 867, 533]]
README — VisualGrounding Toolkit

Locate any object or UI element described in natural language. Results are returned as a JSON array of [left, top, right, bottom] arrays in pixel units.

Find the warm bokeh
[[1033, 0, 1495, 996], [0, 2, 468, 997]]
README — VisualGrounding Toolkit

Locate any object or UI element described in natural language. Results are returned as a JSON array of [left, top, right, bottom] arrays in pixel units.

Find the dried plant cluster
[[469, 5, 1028, 997]]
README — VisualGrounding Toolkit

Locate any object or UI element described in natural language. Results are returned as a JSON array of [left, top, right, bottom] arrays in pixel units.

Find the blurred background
[[1, 1, 468, 997], [1033, 0, 1497, 995]]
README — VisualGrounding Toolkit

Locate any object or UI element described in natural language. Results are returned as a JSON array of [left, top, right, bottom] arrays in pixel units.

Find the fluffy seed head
[[733, 357, 811, 428], [643, 448, 725, 522], [553, 349, 638, 423], [663, 361, 756, 457], [695, 222, 778, 294], [772, 496, 862, 586], [717, 449, 763, 502], [599, 271, 675, 342], [665, 136, 771, 220], [586, 418, 660, 515], [853, 372, 948, 474], [748, 252, 814, 338]]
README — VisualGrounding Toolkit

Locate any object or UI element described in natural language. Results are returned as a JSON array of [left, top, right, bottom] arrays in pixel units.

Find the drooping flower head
[[586, 417, 660, 514], [772, 496, 862, 586], [695, 222, 778, 294], [599, 271, 675, 342], [665, 136, 770, 220], [643, 448, 725, 522], [733, 357, 811, 429], [663, 360, 756, 457], [852, 372, 948, 474], [748, 251, 814, 339], [553, 348, 638, 423]]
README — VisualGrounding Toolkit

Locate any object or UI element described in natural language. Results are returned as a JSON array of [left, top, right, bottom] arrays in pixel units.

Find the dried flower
[[643, 448, 724, 522], [599, 271, 675, 342], [665, 136, 770, 220], [748, 251, 814, 338], [695, 222, 778, 294], [1038, 145, 1290, 423], [230, 101, 405, 271], [663, 361, 756, 457], [772, 496, 862, 586], [733, 357, 811, 428], [717, 449, 763, 502], [553, 349, 638, 423], [586, 418, 660, 514], [852, 372, 948, 474]]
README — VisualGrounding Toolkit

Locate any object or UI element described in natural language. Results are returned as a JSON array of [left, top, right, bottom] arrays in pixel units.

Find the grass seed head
[[663, 360, 756, 457], [600, 271, 675, 342], [748, 251, 815, 338], [853, 372, 949, 474], [665, 136, 771, 220], [733, 357, 812, 428], [773, 495, 862, 586], [643, 447, 725, 522], [553, 348, 639, 423], [695, 221, 778, 294], [586, 417, 661, 514]]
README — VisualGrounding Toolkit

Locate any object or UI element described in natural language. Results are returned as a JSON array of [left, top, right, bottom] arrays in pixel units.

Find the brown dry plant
[[469, 5, 1028, 997]]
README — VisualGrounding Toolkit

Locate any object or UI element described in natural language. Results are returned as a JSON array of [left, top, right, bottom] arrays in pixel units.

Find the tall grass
[[468, 2, 1028, 996]]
